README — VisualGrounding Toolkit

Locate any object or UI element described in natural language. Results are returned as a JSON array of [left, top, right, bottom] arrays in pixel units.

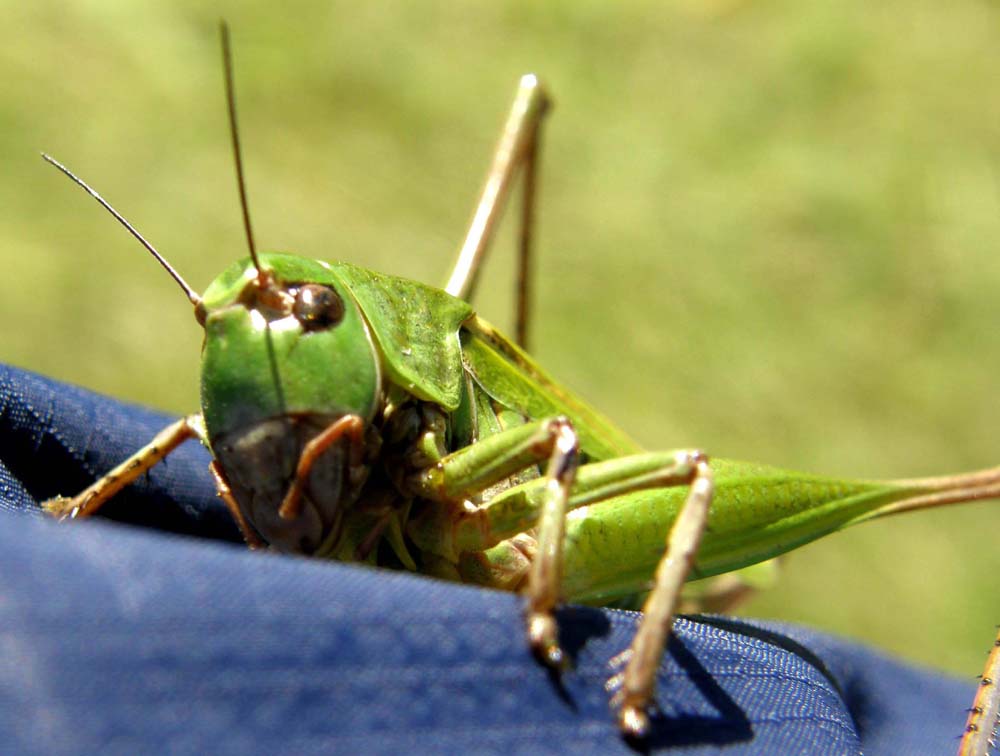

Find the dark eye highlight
[[293, 284, 345, 332]]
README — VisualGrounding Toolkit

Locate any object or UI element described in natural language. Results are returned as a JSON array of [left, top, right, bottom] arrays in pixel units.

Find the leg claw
[[527, 612, 566, 669], [619, 704, 650, 740], [42, 496, 78, 520]]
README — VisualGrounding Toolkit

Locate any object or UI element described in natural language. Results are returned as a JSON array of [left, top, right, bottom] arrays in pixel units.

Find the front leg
[[522, 417, 579, 667], [409, 415, 581, 664], [44, 414, 204, 519]]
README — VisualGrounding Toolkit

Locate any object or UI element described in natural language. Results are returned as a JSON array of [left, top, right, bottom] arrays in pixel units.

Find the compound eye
[[293, 284, 345, 331]]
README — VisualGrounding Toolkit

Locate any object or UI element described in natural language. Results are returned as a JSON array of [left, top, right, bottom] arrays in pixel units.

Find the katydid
[[40, 24, 1000, 748]]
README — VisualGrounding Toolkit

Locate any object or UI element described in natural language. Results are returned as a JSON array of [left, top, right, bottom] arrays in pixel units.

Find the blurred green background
[[3, 1, 1000, 679]]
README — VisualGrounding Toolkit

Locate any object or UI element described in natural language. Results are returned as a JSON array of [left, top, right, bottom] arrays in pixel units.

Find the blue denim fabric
[[0, 363, 975, 754]]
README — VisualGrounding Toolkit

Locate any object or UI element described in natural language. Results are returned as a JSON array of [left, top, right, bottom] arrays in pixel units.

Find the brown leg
[[277, 415, 364, 520], [445, 74, 551, 349], [678, 558, 783, 615], [959, 625, 1000, 756], [209, 460, 265, 550], [44, 415, 201, 520], [607, 456, 714, 738], [524, 418, 580, 667]]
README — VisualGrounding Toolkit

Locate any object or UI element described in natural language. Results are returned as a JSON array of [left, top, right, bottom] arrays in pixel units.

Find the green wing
[[329, 261, 473, 411], [461, 316, 640, 461]]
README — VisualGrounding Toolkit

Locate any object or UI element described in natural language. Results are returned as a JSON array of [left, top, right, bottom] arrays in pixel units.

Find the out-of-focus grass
[[3, 2, 1000, 678]]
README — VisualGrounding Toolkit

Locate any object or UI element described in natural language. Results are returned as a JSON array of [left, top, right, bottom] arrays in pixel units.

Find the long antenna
[[41, 153, 202, 307], [219, 21, 263, 277]]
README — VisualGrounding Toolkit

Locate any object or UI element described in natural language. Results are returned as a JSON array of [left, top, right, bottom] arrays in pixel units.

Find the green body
[[197, 252, 939, 603], [559, 461, 899, 604]]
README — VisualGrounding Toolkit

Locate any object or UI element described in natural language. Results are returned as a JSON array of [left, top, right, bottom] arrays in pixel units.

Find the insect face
[[198, 253, 383, 553]]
